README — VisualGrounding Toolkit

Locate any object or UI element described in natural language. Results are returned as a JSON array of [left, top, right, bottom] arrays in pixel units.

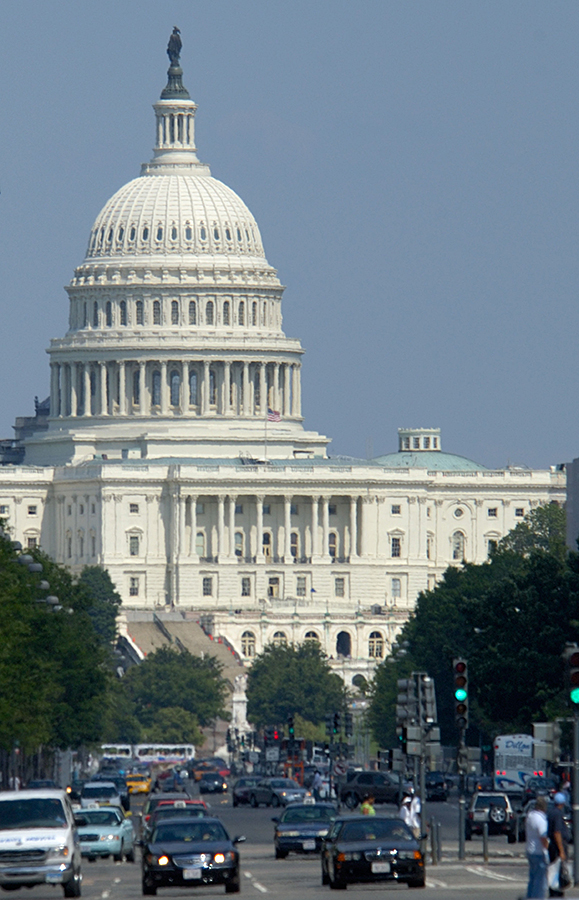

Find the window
[[153, 300, 161, 325], [91, 504, 95, 515], [142, 225, 149, 241], [234, 532, 244, 558], [433, 437, 438, 448], [189, 300, 197, 325], [272, 630, 287, 646], [328, 532, 337, 558], [67, 505, 72, 516], [403, 437, 410, 449], [225, 227, 231, 241], [195, 531, 205, 557], [296, 576, 306, 597], [120, 300, 127, 326], [454, 508, 464, 518], [235, 504, 243, 514], [130, 225, 136, 241], [209, 369, 216, 405], [133, 369, 140, 405], [136, 300, 144, 325], [27, 537, 37, 549], [329, 504, 337, 515], [241, 577, 251, 598], [200, 225, 207, 241], [171, 300, 179, 325], [129, 535, 140, 556], [241, 630, 255, 657], [426, 535, 433, 559], [129, 577, 139, 597], [196, 502, 205, 514], [189, 369, 198, 405], [206, 300, 214, 325], [413, 437, 420, 449], [488, 508, 498, 518], [106, 301, 112, 327], [93, 301, 99, 327], [268, 577, 280, 598], [152, 371, 161, 406], [223, 301, 230, 326], [335, 577, 345, 598], [263, 504, 270, 515], [262, 532, 271, 559], [82, 302, 87, 328], [391, 577, 401, 598], [252, 301, 257, 326], [238, 300, 245, 326], [391, 504, 401, 515], [170, 370, 181, 407], [79, 504, 84, 515], [202, 576, 213, 596], [369, 631, 384, 658], [156, 226, 163, 241], [290, 532, 299, 559], [214, 227, 220, 241], [27, 505, 37, 516], [304, 631, 319, 643], [130, 503, 139, 514], [488, 539, 498, 556], [452, 531, 465, 561], [391, 536, 401, 558], [79, 536, 84, 557], [0, 505, 8, 515], [67, 536, 72, 558], [91, 534, 96, 556], [424, 437, 430, 449], [237, 227, 242, 242], [171, 226, 177, 241], [515, 508, 525, 517], [185, 225, 193, 241]]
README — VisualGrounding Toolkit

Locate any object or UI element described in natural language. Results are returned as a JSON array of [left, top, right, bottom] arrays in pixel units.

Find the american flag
[[267, 408, 281, 422]]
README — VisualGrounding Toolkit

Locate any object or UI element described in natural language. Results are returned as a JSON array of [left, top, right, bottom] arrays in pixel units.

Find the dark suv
[[466, 792, 516, 843], [340, 771, 400, 809]]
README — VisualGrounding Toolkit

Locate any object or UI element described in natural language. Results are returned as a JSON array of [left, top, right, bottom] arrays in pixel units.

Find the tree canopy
[[78, 566, 123, 645]]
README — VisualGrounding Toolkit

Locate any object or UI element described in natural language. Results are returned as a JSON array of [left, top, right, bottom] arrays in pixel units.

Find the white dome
[[84, 172, 267, 264]]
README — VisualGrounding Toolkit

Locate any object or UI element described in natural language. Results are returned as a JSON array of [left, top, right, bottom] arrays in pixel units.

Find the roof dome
[[373, 428, 487, 471]]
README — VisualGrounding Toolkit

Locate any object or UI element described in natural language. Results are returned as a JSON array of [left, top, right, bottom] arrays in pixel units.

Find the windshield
[[152, 822, 228, 843], [282, 806, 336, 823], [0, 798, 67, 830], [82, 810, 121, 826], [341, 820, 414, 842], [82, 786, 116, 798], [153, 808, 206, 823]]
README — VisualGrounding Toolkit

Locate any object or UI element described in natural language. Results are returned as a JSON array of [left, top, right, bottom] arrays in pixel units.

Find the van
[[0, 789, 82, 896]]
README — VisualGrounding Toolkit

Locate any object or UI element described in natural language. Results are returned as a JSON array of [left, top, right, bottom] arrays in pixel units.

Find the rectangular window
[[335, 577, 345, 598], [91, 504, 96, 515], [235, 504, 243, 514], [488, 540, 498, 555], [27, 505, 37, 516], [196, 502, 205, 514], [515, 508, 525, 517], [67, 505, 72, 516], [290, 504, 298, 516], [241, 577, 251, 597], [67, 537, 72, 559], [413, 437, 420, 449], [0, 505, 8, 515], [268, 577, 280, 598], [91, 535, 96, 556], [328, 504, 337, 516], [129, 577, 139, 596], [129, 535, 139, 556], [79, 537, 84, 557], [426, 507, 431, 518], [27, 537, 37, 549], [203, 576, 213, 596], [296, 576, 306, 597], [391, 504, 401, 515], [130, 503, 139, 514], [391, 577, 401, 598], [423, 437, 430, 449], [79, 504, 84, 515], [391, 537, 401, 558], [488, 508, 498, 518], [263, 504, 271, 515]]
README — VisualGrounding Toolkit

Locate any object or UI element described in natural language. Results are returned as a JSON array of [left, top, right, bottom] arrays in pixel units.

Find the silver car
[[249, 778, 307, 808]]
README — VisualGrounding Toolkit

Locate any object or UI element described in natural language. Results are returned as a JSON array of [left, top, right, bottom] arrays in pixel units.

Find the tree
[[142, 707, 205, 745], [498, 502, 567, 562], [78, 567, 123, 646], [246, 642, 346, 728]]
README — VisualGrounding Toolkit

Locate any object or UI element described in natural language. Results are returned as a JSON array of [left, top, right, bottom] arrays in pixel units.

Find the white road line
[[243, 871, 252, 879], [253, 883, 268, 893], [426, 877, 448, 887], [466, 865, 521, 881]]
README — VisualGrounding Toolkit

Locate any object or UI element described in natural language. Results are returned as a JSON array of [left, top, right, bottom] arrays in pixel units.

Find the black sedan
[[142, 817, 245, 895], [425, 771, 448, 802], [232, 777, 261, 807], [199, 771, 228, 794], [273, 802, 337, 858], [321, 815, 425, 890]]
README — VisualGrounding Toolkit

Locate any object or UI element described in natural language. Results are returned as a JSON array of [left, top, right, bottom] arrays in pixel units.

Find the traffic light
[[325, 714, 333, 736], [344, 712, 354, 737], [396, 678, 418, 725], [565, 644, 579, 704], [287, 714, 295, 737], [333, 712, 341, 735], [453, 658, 468, 729], [273, 727, 280, 742], [396, 725, 407, 754], [226, 728, 234, 752], [264, 726, 274, 745]]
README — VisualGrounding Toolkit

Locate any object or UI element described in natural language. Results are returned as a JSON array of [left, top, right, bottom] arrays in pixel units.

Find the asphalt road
[[14, 786, 576, 900]]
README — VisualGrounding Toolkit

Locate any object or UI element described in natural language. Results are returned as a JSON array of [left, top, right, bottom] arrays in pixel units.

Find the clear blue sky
[[1, 1, 578, 469]]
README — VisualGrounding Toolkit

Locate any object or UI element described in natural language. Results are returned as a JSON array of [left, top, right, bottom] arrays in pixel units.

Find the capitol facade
[[0, 46, 565, 682]]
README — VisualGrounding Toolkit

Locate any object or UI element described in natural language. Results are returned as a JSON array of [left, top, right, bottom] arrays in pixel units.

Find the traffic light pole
[[574, 709, 579, 886], [458, 728, 466, 861]]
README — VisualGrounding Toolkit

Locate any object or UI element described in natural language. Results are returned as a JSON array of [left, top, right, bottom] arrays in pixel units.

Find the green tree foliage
[[122, 645, 228, 730], [498, 501, 567, 562], [246, 642, 346, 728], [142, 707, 205, 745], [78, 567, 122, 646]]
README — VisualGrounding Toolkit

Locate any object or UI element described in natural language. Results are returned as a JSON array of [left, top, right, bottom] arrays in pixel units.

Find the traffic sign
[[265, 747, 280, 762], [333, 762, 347, 777]]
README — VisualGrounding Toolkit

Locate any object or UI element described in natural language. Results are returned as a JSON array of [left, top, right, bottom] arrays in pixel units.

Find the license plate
[[46, 874, 63, 884], [183, 868, 202, 880], [302, 840, 316, 850], [473, 811, 487, 821], [371, 862, 390, 874]]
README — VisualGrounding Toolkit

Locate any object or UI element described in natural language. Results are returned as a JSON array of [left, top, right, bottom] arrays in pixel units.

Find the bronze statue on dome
[[167, 27, 182, 66]]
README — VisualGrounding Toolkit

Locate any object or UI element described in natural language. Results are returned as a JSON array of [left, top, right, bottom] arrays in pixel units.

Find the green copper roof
[[372, 450, 487, 471]]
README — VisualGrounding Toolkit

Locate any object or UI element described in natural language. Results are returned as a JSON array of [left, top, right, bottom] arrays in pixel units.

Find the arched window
[[452, 531, 465, 561], [171, 226, 178, 241], [272, 631, 287, 647], [252, 301, 257, 326], [195, 531, 205, 557], [142, 225, 149, 241], [329, 532, 337, 558], [206, 300, 214, 325], [238, 301, 245, 326], [189, 369, 198, 406], [105, 301, 112, 327], [156, 225, 163, 241], [290, 532, 299, 559], [189, 300, 196, 325], [153, 300, 161, 325], [129, 225, 136, 241], [133, 369, 140, 405], [336, 631, 351, 657], [171, 300, 179, 325], [262, 532, 271, 559], [185, 225, 193, 241], [136, 300, 144, 325], [93, 301, 99, 327], [241, 631, 256, 658], [304, 631, 319, 643], [200, 225, 207, 241], [369, 631, 384, 658], [170, 369, 181, 407], [209, 368, 216, 405], [223, 301, 230, 326], [263, 301, 267, 325], [234, 532, 244, 558], [120, 300, 127, 326], [152, 370, 161, 407]]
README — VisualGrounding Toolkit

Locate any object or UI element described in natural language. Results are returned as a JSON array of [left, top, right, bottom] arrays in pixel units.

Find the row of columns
[[156, 111, 195, 149], [49, 359, 302, 419]]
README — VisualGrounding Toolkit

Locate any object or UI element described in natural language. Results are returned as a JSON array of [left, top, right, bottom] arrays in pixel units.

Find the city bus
[[493, 734, 544, 791]]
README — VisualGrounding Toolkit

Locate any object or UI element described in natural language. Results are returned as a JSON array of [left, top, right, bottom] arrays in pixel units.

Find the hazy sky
[[1, 1, 578, 469]]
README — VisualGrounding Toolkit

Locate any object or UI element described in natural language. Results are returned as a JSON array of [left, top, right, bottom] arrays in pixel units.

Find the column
[[273, 362, 280, 412], [311, 496, 319, 558], [291, 366, 298, 416], [118, 362, 126, 415], [190, 495, 197, 558], [259, 362, 266, 415], [284, 496, 292, 561], [49, 364, 58, 417], [100, 362, 108, 416], [160, 361, 168, 414], [284, 364, 291, 417], [295, 365, 302, 416], [217, 495, 225, 559], [223, 361, 231, 415], [202, 361, 210, 414], [83, 363, 92, 416], [256, 495, 264, 560], [243, 362, 250, 416], [228, 495, 236, 557], [181, 361, 189, 415], [139, 362, 146, 414], [322, 497, 330, 559], [70, 363, 78, 417], [350, 496, 359, 558]]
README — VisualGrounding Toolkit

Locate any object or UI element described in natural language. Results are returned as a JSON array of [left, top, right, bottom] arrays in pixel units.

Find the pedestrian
[[360, 793, 376, 815], [409, 789, 422, 839], [547, 792, 571, 898], [526, 795, 549, 899], [312, 769, 323, 801], [399, 793, 413, 828]]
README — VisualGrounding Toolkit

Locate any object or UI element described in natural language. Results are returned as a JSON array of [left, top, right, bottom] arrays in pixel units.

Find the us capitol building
[[0, 40, 565, 683]]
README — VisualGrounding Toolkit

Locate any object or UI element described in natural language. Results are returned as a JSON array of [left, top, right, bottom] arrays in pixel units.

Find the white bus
[[133, 744, 196, 764], [493, 733, 544, 791]]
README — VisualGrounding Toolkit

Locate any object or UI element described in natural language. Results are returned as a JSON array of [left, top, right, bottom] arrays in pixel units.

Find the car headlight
[[100, 834, 119, 841], [147, 854, 170, 866], [283, 831, 300, 837], [213, 852, 234, 864], [317, 829, 329, 836], [50, 846, 69, 858], [338, 852, 361, 861], [157, 855, 170, 866]]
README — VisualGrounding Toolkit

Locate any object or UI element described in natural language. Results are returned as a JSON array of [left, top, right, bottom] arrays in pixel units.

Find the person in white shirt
[[526, 795, 549, 899]]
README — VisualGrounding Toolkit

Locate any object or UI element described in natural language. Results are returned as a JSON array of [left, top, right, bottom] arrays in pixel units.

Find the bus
[[493, 734, 544, 791], [100, 744, 196, 765]]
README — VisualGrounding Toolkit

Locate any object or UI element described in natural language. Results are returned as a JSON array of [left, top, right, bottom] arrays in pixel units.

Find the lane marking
[[426, 878, 448, 887], [253, 883, 268, 893], [113, 878, 121, 883], [466, 865, 521, 881], [243, 871, 252, 879]]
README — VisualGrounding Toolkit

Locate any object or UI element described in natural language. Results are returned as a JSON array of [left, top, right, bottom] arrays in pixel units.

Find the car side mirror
[[74, 816, 87, 827], [233, 835, 246, 844], [271, 817, 279, 823]]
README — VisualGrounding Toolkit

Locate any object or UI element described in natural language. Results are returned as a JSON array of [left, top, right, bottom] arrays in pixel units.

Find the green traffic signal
[[454, 687, 467, 702], [568, 649, 579, 704], [571, 687, 579, 704]]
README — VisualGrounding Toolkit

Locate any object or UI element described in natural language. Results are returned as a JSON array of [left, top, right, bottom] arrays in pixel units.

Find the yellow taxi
[[126, 772, 152, 794]]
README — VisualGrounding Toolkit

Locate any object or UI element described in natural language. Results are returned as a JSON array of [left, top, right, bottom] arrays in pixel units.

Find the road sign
[[265, 747, 280, 762], [333, 762, 347, 777], [248, 751, 259, 764]]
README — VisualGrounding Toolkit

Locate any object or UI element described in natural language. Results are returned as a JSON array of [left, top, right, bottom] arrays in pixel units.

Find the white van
[[0, 789, 82, 896]]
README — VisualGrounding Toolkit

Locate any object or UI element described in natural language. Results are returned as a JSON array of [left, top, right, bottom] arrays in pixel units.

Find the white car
[[80, 781, 122, 810]]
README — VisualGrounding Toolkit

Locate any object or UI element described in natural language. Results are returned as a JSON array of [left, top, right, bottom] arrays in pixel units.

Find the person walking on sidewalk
[[547, 792, 570, 898], [526, 795, 549, 899]]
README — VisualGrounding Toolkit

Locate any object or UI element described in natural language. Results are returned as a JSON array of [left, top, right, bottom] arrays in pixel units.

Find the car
[[126, 772, 152, 794], [339, 771, 400, 809], [27, 779, 59, 789], [189, 760, 220, 781], [272, 802, 337, 858], [523, 775, 558, 804], [141, 816, 245, 895], [92, 773, 130, 810], [425, 771, 448, 802], [232, 777, 261, 807], [321, 814, 425, 889], [466, 792, 516, 843], [518, 797, 573, 843], [80, 780, 123, 810], [142, 800, 208, 843], [141, 793, 195, 838], [249, 778, 307, 808], [199, 771, 228, 794], [77, 806, 135, 862]]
